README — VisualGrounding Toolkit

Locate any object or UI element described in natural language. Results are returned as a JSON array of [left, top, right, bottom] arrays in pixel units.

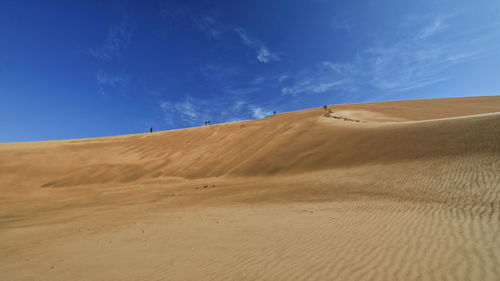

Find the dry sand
[[1, 96, 500, 281]]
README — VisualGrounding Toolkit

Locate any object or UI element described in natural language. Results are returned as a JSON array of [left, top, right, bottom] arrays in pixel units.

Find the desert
[[1, 96, 500, 280]]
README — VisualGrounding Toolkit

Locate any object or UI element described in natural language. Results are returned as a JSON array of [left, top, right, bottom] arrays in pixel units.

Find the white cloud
[[160, 99, 204, 126], [279, 61, 354, 96], [321, 61, 356, 74], [192, 16, 224, 39], [234, 27, 255, 46], [95, 71, 130, 96], [159, 101, 176, 126], [234, 27, 280, 63], [257, 47, 280, 63], [417, 18, 446, 39], [250, 106, 273, 119], [89, 20, 133, 62], [161, 99, 206, 126], [363, 40, 478, 92], [96, 71, 129, 86], [282, 78, 348, 95], [159, 98, 275, 128], [277, 74, 289, 82], [179, 8, 280, 63], [282, 15, 490, 96], [174, 101, 198, 119]]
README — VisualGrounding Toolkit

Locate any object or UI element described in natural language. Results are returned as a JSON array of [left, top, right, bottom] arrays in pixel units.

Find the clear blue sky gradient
[[1, 0, 499, 142]]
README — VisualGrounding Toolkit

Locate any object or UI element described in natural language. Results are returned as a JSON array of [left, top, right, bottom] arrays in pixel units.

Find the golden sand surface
[[1, 96, 500, 280]]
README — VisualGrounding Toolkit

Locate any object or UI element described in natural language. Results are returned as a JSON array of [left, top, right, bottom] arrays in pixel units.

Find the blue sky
[[1, 0, 499, 142]]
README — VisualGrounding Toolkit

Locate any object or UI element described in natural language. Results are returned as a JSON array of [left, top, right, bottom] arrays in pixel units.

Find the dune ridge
[[1, 95, 500, 281]]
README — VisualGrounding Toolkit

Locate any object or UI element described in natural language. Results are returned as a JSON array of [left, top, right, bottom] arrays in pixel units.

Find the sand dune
[[1, 96, 500, 280]]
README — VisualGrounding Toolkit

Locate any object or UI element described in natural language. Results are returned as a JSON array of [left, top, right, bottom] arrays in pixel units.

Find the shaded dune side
[[0, 96, 499, 189]]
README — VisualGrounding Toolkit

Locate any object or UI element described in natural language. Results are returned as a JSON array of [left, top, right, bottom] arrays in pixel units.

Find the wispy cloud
[[159, 97, 275, 128], [96, 70, 130, 96], [362, 43, 477, 92], [175, 101, 198, 119], [235, 27, 280, 63], [359, 14, 485, 93], [250, 106, 273, 119], [89, 20, 134, 62], [158, 4, 281, 64], [160, 99, 206, 126], [256, 47, 280, 63], [159, 101, 176, 126], [417, 17, 446, 39], [282, 77, 348, 95], [278, 60, 354, 96], [192, 15, 225, 39], [192, 18, 281, 63], [277, 74, 289, 82], [281, 14, 491, 96], [234, 27, 255, 46], [330, 45, 476, 94]]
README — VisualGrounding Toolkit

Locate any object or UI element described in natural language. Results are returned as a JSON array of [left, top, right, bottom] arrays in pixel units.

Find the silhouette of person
[[273, 111, 276, 115], [150, 127, 153, 133], [323, 105, 328, 111]]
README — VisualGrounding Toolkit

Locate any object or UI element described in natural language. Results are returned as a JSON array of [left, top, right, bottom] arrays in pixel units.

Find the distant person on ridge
[[150, 127, 153, 133], [323, 105, 328, 111]]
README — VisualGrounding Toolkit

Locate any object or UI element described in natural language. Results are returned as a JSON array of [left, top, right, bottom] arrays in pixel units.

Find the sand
[[1, 95, 500, 281]]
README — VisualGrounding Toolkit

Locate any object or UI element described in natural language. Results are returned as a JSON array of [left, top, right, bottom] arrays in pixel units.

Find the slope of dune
[[1, 96, 500, 281]]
